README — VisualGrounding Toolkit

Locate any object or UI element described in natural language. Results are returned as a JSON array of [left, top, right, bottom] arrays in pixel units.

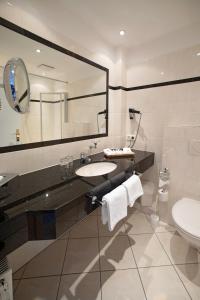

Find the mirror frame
[[0, 17, 109, 153]]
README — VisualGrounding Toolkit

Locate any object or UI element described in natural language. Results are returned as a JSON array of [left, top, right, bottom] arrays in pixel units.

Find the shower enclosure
[[40, 92, 68, 141]]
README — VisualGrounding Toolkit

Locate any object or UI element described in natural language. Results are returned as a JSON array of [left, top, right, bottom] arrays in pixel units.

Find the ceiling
[[1, 0, 200, 64], [0, 25, 105, 82]]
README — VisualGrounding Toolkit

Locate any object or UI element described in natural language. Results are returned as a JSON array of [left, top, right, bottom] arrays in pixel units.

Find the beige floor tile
[[101, 269, 146, 300], [57, 272, 101, 300], [157, 232, 200, 264], [139, 266, 190, 300], [130, 233, 171, 267], [58, 230, 70, 239], [69, 216, 98, 238], [175, 264, 200, 300], [63, 238, 99, 274], [23, 240, 67, 278], [154, 221, 176, 233], [89, 208, 98, 216], [125, 212, 154, 234], [98, 216, 126, 237], [99, 236, 136, 270], [13, 279, 19, 292], [127, 206, 137, 215], [56, 219, 76, 237], [13, 265, 26, 279], [96, 207, 101, 216], [14, 276, 60, 300]]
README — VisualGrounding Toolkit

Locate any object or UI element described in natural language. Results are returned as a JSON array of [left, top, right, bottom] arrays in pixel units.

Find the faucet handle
[[93, 139, 99, 148], [89, 140, 98, 149]]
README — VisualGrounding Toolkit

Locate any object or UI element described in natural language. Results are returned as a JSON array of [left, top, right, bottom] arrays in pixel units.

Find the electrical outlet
[[127, 134, 135, 141]]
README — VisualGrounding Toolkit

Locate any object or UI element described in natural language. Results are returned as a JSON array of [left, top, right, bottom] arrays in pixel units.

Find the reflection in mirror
[[0, 22, 108, 149], [3, 57, 30, 114]]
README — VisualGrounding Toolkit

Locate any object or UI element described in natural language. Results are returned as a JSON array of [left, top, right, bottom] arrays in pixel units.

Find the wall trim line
[[109, 76, 200, 91], [30, 91, 107, 104]]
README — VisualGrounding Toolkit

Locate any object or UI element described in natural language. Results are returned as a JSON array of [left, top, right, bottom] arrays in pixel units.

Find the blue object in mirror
[[3, 57, 30, 113]]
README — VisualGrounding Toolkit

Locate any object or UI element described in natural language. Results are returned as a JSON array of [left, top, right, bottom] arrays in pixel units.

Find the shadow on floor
[[57, 222, 135, 300]]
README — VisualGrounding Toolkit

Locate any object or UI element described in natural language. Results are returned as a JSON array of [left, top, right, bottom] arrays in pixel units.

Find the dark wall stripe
[[68, 91, 106, 101], [18, 89, 28, 103], [109, 76, 200, 92], [30, 91, 106, 104], [108, 85, 128, 91], [31, 99, 55, 104]]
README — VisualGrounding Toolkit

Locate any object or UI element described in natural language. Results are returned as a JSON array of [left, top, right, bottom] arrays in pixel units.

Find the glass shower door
[[40, 92, 64, 141]]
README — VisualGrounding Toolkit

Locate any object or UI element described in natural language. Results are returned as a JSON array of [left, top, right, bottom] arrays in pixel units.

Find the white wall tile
[[126, 81, 200, 222]]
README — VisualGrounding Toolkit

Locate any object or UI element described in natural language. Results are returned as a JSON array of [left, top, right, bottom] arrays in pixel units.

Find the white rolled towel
[[122, 175, 144, 207], [101, 185, 128, 231]]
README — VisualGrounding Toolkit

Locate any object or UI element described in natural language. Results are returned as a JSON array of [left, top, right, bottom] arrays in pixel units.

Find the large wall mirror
[[0, 18, 108, 153]]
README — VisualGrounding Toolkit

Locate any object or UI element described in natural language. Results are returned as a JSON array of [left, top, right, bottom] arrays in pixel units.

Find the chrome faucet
[[79, 142, 98, 164], [89, 142, 97, 151]]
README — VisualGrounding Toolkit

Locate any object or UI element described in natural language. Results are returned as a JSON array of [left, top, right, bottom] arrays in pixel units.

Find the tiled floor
[[13, 207, 200, 300]]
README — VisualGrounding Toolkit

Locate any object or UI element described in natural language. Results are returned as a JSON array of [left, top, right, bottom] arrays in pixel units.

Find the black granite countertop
[[0, 150, 154, 213], [0, 150, 154, 258]]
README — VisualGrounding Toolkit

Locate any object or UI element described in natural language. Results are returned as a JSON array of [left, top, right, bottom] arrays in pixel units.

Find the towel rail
[[91, 196, 103, 206], [133, 171, 143, 178], [89, 170, 143, 206]]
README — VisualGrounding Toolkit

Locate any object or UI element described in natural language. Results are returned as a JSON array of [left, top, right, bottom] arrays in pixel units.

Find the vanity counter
[[0, 150, 154, 259]]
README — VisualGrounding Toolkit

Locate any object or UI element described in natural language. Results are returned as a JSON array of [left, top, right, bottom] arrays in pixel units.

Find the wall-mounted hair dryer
[[128, 107, 142, 148], [98, 109, 107, 119], [129, 108, 141, 119], [97, 109, 107, 133]]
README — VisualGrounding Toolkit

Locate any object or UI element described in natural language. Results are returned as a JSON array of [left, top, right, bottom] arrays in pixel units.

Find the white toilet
[[172, 197, 200, 249]]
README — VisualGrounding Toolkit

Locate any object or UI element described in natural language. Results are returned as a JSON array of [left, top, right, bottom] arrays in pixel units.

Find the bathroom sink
[[75, 161, 117, 177]]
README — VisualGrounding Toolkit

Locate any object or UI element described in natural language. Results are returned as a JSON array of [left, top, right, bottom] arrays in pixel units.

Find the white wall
[[0, 87, 21, 146], [68, 73, 106, 97], [0, 74, 68, 145], [64, 74, 107, 137], [22, 75, 67, 143], [0, 8, 126, 175], [126, 44, 200, 86], [1, 4, 199, 219], [126, 47, 200, 223], [0, 7, 127, 271], [1, 2, 200, 272]]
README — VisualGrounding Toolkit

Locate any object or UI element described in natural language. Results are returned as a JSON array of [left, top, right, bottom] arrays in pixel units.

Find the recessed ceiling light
[[7, 2, 13, 6], [36, 49, 41, 53], [119, 30, 125, 36], [160, 71, 164, 75], [196, 52, 200, 56]]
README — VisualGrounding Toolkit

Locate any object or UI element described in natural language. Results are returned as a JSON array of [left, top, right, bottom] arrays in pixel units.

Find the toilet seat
[[172, 198, 200, 240]]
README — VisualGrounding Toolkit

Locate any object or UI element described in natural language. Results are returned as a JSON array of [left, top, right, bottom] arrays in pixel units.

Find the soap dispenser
[[159, 168, 170, 188]]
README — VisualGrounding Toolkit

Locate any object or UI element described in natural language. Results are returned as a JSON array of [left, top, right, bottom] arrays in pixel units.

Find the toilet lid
[[172, 198, 200, 239]]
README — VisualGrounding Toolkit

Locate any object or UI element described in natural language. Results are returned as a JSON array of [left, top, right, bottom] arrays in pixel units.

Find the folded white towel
[[122, 175, 144, 207], [103, 148, 134, 157], [101, 185, 128, 231]]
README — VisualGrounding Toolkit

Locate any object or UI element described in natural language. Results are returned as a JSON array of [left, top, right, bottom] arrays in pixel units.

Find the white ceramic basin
[[75, 161, 117, 177]]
